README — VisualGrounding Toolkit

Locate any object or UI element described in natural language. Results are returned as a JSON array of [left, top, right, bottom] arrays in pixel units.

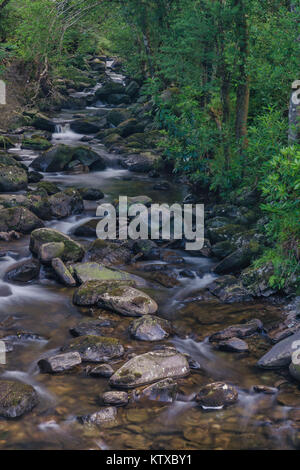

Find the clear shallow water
[[1, 66, 298, 450]]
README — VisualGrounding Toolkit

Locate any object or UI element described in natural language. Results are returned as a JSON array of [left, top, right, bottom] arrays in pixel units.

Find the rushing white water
[[52, 123, 83, 142]]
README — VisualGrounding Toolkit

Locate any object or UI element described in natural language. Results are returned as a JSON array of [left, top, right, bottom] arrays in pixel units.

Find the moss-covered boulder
[[213, 241, 262, 274], [121, 152, 161, 173], [0, 207, 44, 234], [62, 335, 124, 362], [207, 275, 253, 303], [95, 82, 126, 99], [208, 224, 245, 244], [29, 112, 56, 132], [109, 348, 190, 388], [240, 262, 276, 298], [73, 280, 133, 306], [31, 145, 106, 172], [30, 228, 85, 262], [51, 257, 77, 286], [0, 380, 38, 418], [0, 163, 28, 192], [39, 242, 65, 263], [36, 181, 60, 195], [78, 187, 104, 201], [129, 315, 172, 341], [70, 262, 137, 284], [107, 108, 131, 126], [85, 239, 132, 266], [49, 188, 84, 219], [21, 137, 52, 151], [117, 118, 144, 138], [195, 382, 238, 408]]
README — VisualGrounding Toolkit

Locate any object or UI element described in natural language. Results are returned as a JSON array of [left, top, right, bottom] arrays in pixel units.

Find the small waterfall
[[52, 122, 82, 141]]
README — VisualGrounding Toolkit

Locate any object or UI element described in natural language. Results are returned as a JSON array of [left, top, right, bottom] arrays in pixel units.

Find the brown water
[[0, 69, 299, 450]]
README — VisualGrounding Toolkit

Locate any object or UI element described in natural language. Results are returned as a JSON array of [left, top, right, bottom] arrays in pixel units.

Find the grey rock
[[38, 352, 81, 373]]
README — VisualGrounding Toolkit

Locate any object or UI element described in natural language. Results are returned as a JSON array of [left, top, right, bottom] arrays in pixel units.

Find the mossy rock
[[30, 228, 85, 262], [129, 315, 172, 341], [49, 188, 84, 219], [36, 181, 61, 195], [107, 108, 131, 126], [71, 262, 138, 285], [86, 239, 132, 266], [0, 163, 28, 192], [62, 335, 124, 362], [110, 349, 189, 388], [0, 207, 44, 234], [0, 380, 38, 418], [21, 137, 52, 151]]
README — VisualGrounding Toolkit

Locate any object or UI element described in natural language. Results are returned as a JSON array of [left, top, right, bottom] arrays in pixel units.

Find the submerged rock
[[49, 188, 84, 219], [89, 363, 114, 378], [0, 380, 38, 418], [78, 407, 117, 425], [0, 207, 44, 234], [195, 382, 238, 408], [135, 378, 178, 402], [85, 240, 132, 266], [257, 330, 300, 369], [109, 348, 189, 388], [69, 320, 112, 337], [62, 335, 124, 362], [207, 275, 253, 303], [38, 352, 82, 373], [216, 337, 249, 353], [30, 228, 85, 263], [5, 258, 40, 283], [101, 391, 129, 406], [129, 315, 172, 341], [209, 319, 263, 342]]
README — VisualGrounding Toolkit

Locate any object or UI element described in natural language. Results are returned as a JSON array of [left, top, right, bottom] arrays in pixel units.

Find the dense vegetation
[[0, 0, 299, 291]]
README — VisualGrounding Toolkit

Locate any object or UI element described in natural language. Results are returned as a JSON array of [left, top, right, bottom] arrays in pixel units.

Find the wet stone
[[195, 382, 238, 409], [69, 319, 113, 337], [129, 315, 172, 341], [209, 319, 263, 342], [62, 335, 124, 362], [253, 385, 278, 395], [38, 352, 82, 373], [0, 380, 38, 418], [88, 363, 114, 378], [216, 337, 249, 353], [135, 378, 178, 403], [101, 391, 129, 406], [78, 407, 117, 425]]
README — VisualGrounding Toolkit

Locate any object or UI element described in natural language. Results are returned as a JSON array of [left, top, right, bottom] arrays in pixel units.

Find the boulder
[[31, 145, 106, 172], [208, 224, 245, 244], [102, 391, 128, 406], [49, 188, 84, 219], [95, 82, 125, 99], [95, 285, 158, 317], [0, 207, 44, 234], [135, 378, 177, 403], [39, 242, 65, 263], [195, 382, 238, 408], [78, 407, 117, 425], [207, 275, 253, 303], [70, 119, 102, 134], [109, 348, 190, 388], [107, 108, 131, 126], [38, 352, 82, 373], [78, 187, 104, 201], [209, 319, 263, 342], [216, 337, 249, 353], [117, 119, 143, 138], [240, 262, 276, 298], [69, 320, 111, 337], [0, 163, 28, 192], [28, 171, 43, 184], [121, 152, 160, 173], [73, 219, 98, 237], [21, 137, 52, 151], [31, 113, 56, 132], [129, 315, 172, 341], [70, 262, 136, 285], [257, 330, 300, 369], [51, 258, 77, 286], [5, 258, 40, 283], [62, 335, 124, 362], [89, 364, 114, 378], [0, 380, 38, 418], [85, 240, 131, 266], [132, 239, 160, 260], [36, 181, 60, 195], [30, 228, 85, 263]]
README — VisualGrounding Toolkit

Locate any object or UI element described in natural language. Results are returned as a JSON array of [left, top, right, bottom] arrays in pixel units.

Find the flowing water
[[0, 62, 298, 450]]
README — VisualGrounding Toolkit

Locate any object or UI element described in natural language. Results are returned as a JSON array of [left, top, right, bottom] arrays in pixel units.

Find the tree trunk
[[234, 0, 250, 146]]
